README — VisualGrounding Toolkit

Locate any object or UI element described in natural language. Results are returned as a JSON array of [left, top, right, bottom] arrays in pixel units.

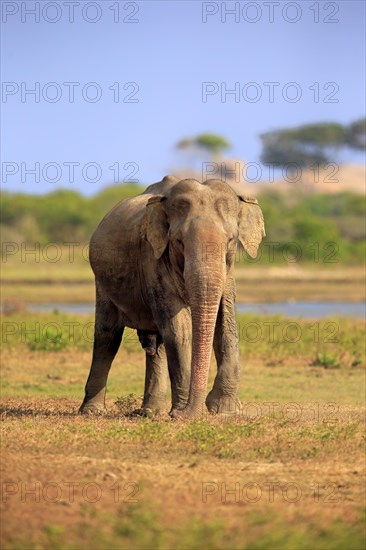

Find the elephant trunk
[[183, 245, 226, 416]]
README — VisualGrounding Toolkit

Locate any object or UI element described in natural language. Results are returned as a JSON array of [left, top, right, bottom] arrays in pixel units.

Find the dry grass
[[1, 314, 365, 549], [1, 265, 365, 304], [1, 396, 365, 549]]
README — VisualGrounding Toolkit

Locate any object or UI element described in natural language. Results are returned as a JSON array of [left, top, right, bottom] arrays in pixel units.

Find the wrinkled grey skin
[[79, 176, 265, 420]]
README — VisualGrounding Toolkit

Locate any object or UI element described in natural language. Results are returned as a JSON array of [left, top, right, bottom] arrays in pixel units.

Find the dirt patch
[[1, 396, 365, 549]]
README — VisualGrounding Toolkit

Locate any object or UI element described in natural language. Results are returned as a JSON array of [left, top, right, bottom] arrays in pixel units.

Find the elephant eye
[[172, 199, 190, 211], [176, 239, 184, 251]]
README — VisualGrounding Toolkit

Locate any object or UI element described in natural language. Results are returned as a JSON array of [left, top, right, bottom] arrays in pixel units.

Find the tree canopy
[[260, 119, 365, 167], [345, 118, 366, 151], [176, 133, 231, 158]]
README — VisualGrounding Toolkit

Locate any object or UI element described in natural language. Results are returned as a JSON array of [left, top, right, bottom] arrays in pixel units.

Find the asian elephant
[[79, 176, 265, 420]]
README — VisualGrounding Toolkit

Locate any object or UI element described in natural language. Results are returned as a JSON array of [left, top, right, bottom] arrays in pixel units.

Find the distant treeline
[[1, 184, 365, 264]]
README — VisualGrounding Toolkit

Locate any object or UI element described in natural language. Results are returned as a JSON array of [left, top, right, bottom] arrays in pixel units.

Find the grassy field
[[1, 312, 365, 549]]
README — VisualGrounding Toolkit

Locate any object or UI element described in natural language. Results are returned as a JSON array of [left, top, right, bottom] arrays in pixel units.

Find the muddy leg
[[137, 335, 169, 416], [160, 310, 191, 414], [79, 289, 123, 414]]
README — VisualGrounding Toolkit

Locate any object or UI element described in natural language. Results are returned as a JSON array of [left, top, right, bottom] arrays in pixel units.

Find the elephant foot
[[132, 397, 167, 418], [132, 406, 165, 418], [206, 392, 241, 417], [170, 407, 203, 421], [170, 391, 207, 421], [79, 401, 107, 415]]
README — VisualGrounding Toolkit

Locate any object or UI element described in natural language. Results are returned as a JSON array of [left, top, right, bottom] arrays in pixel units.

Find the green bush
[[1, 186, 365, 265]]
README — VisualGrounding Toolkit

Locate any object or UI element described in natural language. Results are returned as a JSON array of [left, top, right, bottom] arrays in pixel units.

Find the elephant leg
[[79, 289, 123, 415], [159, 310, 191, 413], [206, 276, 241, 416], [136, 336, 169, 416]]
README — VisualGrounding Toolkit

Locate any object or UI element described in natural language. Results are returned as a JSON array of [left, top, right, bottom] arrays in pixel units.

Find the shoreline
[[1, 270, 365, 304]]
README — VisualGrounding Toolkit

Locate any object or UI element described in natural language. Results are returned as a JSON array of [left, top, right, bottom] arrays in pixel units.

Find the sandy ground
[[1, 394, 365, 549]]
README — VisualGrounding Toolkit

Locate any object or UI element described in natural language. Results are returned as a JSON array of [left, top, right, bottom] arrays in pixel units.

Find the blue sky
[[1, 0, 365, 194]]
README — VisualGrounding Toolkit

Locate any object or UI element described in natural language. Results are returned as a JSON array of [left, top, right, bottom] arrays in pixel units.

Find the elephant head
[[142, 178, 265, 418]]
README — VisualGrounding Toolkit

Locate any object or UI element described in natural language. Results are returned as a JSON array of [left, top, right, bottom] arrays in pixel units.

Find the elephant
[[79, 176, 265, 420], [137, 329, 159, 356]]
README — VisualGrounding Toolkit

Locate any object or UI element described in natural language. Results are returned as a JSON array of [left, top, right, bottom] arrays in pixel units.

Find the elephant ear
[[141, 196, 169, 259], [238, 195, 266, 258]]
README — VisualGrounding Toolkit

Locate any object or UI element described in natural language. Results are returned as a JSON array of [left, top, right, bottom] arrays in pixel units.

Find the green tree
[[176, 133, 231, 161], [260, 122, 346, 168], [345, 118, 366, 151]]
